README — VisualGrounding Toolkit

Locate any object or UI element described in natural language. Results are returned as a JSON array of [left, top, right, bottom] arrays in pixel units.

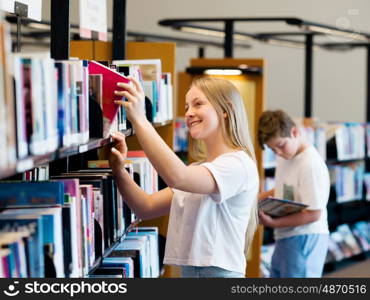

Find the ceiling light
[[302, 24, 369, 42], [204, 69, 242, 76], [27, 22, 51, 30], [179, 26, 253, 41], [179, 26, 225, 38]]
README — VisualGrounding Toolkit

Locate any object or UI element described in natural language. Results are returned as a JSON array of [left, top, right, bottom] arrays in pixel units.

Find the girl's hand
[[109, 131, 128, 174], [258, 211, 278, 228], [114, 76, 147, 126]]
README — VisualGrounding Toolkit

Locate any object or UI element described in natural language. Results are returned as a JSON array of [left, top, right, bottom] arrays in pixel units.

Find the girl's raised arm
[[114, 78, 219, 195]]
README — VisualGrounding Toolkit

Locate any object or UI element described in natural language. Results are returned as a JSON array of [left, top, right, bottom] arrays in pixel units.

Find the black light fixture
[[4, 15, 253, 50], [159, 17, 370, 50], [159, 17, 370, 119], [285, 19, 370, 42]]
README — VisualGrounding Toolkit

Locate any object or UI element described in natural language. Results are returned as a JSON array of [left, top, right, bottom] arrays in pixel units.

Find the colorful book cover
[[2, 207, 65, 278], [102, 256, 134, 278], [88, 61, 129, 126], [53, 178, 81, 277], [93, 188, 105, 255], [327, 233, 345, 261], [0, 215, 44, 277], [88, 160, 110, 168], [127, 150, 146, 157], [128, 227, 159, 278], [79, 184, 95, 268], [337, 224, 362, 256], [0, 181, 64, 207]]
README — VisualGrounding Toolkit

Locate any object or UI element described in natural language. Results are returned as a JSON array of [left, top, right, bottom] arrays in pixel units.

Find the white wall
[[43, 0, 370, 122]]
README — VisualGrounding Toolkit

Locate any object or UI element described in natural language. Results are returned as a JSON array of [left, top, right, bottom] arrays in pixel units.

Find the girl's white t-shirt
[[163, 151, 259, 274]]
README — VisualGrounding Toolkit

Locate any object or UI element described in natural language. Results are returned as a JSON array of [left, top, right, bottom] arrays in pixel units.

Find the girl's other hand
[[114, 76, 147, 126]]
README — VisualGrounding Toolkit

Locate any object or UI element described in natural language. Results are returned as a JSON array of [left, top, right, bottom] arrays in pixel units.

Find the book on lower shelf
[[326, 222, 370, 264], [0, 215, 44, 278], [0, 155, 162, 278], [336, 224, 362, 256], [0, 181, 65, 277]]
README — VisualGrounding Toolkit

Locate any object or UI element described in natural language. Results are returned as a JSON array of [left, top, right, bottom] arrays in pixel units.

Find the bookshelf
[[325, 123, 370, 272], [70, 40, 176, 277], [0, 0, 172, 277], [176, 58, 265, 277]]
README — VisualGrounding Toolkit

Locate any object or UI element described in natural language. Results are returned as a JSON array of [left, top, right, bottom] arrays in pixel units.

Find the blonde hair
[[188, 76, 258, 252]]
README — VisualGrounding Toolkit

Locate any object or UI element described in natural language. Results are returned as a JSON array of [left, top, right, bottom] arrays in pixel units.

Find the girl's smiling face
[[185, 86, 221, 141]]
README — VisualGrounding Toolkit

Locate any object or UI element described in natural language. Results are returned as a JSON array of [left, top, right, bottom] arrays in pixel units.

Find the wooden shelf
[[326, 157, 365, 164], [153, 119, 173, 128], [0, 133, 130, 180], [328, 199, 370, 206]]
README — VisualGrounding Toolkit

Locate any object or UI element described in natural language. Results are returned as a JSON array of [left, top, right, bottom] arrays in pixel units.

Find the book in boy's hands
[[258, 197, 308, 217], [88, 61, 129, 124]]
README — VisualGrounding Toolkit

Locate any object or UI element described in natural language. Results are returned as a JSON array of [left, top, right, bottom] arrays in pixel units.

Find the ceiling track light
[[300, 24, 370, 42], [203, 69, 242, 76]]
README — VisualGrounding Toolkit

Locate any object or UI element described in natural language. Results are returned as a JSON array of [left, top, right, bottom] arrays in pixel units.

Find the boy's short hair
[[257, 110, 296, 149]]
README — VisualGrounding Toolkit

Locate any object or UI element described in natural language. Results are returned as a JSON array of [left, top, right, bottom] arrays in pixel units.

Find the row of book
[[328, 161, 365, 203], [0, 23, 173, 173], [260, 221, 370, 277], [0, 176, 127, 278], [330, 122, 365, 161], [22, 165, 50, 181], [111, 59, 173, 125], [0, 152, 159, 278], [326, 222, 370, 263], [174, 117, 188, 153], [91, 227, 160, 278]]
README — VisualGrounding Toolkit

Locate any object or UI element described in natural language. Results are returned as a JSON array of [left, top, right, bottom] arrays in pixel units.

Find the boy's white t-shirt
[[274, 146, 330, 240], [163, 151, 259, 274]]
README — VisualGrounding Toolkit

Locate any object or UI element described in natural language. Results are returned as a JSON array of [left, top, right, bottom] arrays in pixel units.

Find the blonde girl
[[110, 76, 259, 278]]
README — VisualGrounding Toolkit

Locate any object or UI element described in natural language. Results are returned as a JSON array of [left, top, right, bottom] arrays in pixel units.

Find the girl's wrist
[[111, 164, 127, 177], [131, 117, 151, 130]]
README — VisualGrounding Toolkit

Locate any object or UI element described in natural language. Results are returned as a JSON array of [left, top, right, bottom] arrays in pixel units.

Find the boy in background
[[258, 110, 329, 278]]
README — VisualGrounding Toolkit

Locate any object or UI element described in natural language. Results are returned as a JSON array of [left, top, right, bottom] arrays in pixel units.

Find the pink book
[[88, 61, 129, 124], [53, 178, 83, 276], [127, 150, 146, 157], [79, 184, 95, 268]]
